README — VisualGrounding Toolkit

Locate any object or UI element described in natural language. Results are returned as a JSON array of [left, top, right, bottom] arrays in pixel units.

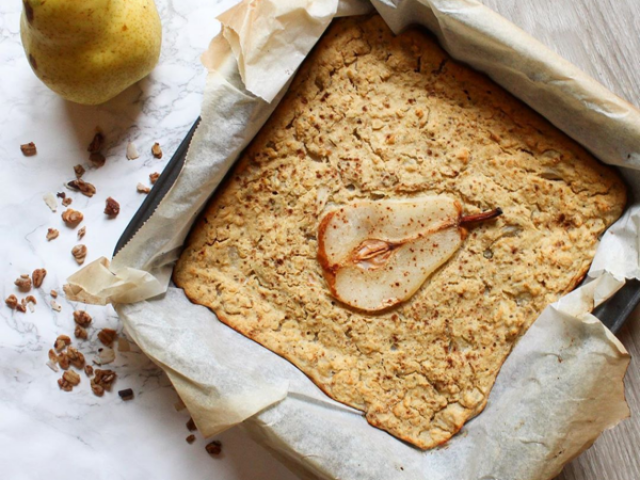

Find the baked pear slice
[[318, 196, 501, 312]]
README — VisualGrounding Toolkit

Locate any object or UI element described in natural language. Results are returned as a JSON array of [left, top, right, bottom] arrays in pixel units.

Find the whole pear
[[20, 0, 162, 105]]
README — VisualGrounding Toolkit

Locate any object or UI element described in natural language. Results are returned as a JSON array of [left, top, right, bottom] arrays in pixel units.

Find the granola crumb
[[74, 164, 86, 178], [74, 325, 88, 340], [50, 289, 58, 298], [46, 228, 59, 241], [118, 388, 134, 401], [205, 440, 222, 457], [77, 226, 86, 240], [16, 299, 27, 313], [84, 365, 94, 377], [126, 142, 139, 160], [54, 334, 71, 352], [5, 294, 18, 309], [66, 179, 96, 197], [137, 183, 151, 194], [62, 197, 73, 207], [15, 274, 32, 292], [32, 268, 46, 288], [149, 172, 160, 184], [56, 192, 66, 200], [74, 310, 92, 327], [50, 300, 62, 312], [97, 328, 117, 347], [20, 142, 37, 156], [104, 197, 120, 217], [71, 244, 87, 265], [186, 418, 196, 432], [61, 209, 84, 227], [186, 434, 196, 444], [151, 143, 163, 159]]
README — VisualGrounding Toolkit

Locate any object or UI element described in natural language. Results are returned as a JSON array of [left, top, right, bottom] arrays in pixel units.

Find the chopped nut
[[48, 349, 59, 364], [104, 197, 120, 217], [137, 183, 150, 194], [74, 164, 85, 178], [58, 352, 70, 370], [88, 129, 104, 153], [46, 228, 59, 241], [32, 268, 46, 288], [16, 302, 27, 313], [126, 142, 139, 160], [186, 418, 196, 432], [72, 244, 87, 265], [21, 142, 37, 156], [63, 370, 81, 386], [46, 361, 59, 373], [54, 335, 71, 352], [66, 346, 85, 369], [92, 368, 116, 392], [57, 192, 66, 199], [50, 289, 58, 298], [43, 192, 58, 212], [94, 347, 115, 365], [26, 295, 37, 305], [84, 365, 94, 377], [205, 440, 222, 456], [66, 179, 96, 197], [5, 294, 18, 309], [77, 226, 86, 240], [15, 274, 32, 292], [91, 383, 105, 396], [117, 337, 130, 352], [50, 300, 62, 312], [74, 311, 92, 328], [62, 197, 72, 206], [57, 376, 74, 392], [61, 208, 83, 227], [151, 143, 163, 159], [118, 388, 134, 401], [186, 435, 196, 444], [74, 325, 88, 340], [97, 328, 117, 347], [149, 172, 160, 184], [89, 152, 106, 167]]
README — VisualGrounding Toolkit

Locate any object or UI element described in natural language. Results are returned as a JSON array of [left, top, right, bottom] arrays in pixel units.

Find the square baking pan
[[114, 117, 640, 334]]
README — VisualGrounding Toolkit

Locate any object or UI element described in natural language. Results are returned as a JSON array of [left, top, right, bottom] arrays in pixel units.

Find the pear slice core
[[318, 196, 501, 312]]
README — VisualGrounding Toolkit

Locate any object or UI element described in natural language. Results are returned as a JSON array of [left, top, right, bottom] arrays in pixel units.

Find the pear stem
[[460, 207, 503, 225]]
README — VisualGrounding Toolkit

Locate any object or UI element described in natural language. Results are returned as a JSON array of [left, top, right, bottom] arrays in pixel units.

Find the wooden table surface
[[481, 1, 640, 479]]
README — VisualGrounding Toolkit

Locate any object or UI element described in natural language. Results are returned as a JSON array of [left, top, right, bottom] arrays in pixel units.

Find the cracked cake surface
[[173, 15, 626, 449]]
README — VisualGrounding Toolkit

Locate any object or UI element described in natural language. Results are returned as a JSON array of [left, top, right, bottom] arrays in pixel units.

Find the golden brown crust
[[174, 15, 626, 449]]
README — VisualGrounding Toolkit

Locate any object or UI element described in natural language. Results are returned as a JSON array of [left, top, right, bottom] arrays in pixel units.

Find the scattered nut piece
[[48, 349, 59, 364], [15, 274, 32, 292], [20, 142, 37, 156], [50, 300, 62, 312], [58, 370, 81, 391], [186, 435, 196, 444], [205, 440, 222, 457], [32, 268, 46, 288], [89, 152, 106, 167], [74, 164, 85, 178], [58, 377, 73, 392], [72, 244, 87, 265], [66, 179, 96, 197], [43, 192, 58, 212], [5, 294, 18, 309], [104, 197, 120, 217], [84, 365, 94, 377], [74, 310, 92, 327], [94, 347, 116, 365], [57, 192, 66, 199], [137, 183, 150, 194], [186, 418, 197, 432], [54, 335, 71, 352], [149, 172, 160, 184], [16, 301, 27, 313], [126, 142, 139, 160], [62, 208, 84, 227], [118, 388, 134, 401], [92, 368, 116, 392], [151, 143, 163, 159], [74, 325, 88, 340], [97, 328, 117, 347], [50, 289, 58, 298], [77, 226, 86, 240], [58, 352, 70, 370], [46, 228, 59, 241], [88, 129, 104, 154], [91, 383, 105, 397], [46, 361, 59, 373], [117, 337, 130, 352], [62, 197, 73, 206], [26, 295, 37, 312], [67, 347, 85, 369]]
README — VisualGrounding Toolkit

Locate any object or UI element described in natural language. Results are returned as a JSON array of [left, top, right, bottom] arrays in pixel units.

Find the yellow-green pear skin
[[20, 0, 162, 105]]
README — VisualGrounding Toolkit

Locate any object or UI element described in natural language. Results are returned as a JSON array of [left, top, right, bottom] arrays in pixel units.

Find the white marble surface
[[0, 1, 296, 479]]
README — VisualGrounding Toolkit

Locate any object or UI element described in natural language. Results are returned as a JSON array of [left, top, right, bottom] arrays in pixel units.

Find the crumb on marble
[[20, 142, 37, 156]]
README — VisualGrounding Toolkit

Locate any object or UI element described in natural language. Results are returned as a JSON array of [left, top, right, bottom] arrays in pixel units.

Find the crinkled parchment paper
[[65, 0, 640, 478]]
